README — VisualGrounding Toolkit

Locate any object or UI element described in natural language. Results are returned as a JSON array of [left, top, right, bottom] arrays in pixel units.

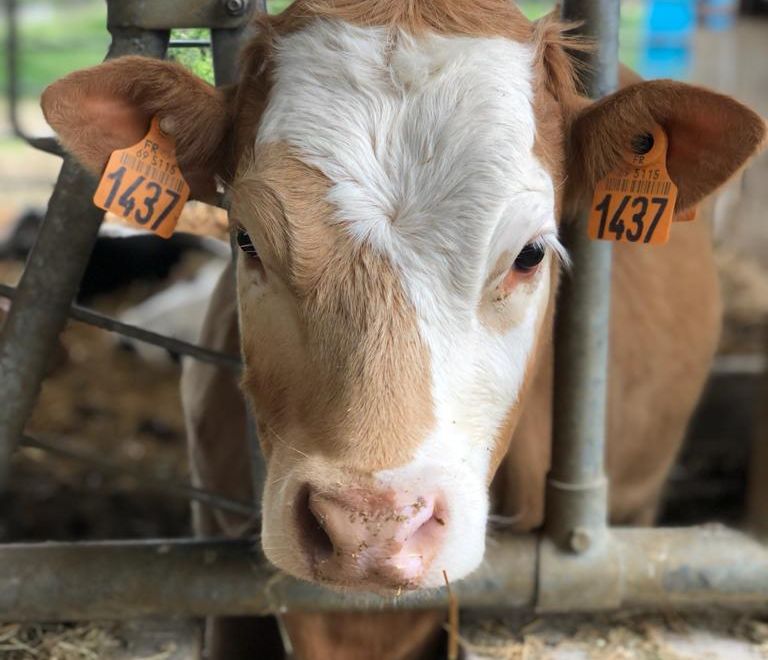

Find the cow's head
[[43, 0, 764, 592]]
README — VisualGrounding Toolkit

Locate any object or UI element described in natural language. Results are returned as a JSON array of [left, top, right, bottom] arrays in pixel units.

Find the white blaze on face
[[256, 19, 558, 586]]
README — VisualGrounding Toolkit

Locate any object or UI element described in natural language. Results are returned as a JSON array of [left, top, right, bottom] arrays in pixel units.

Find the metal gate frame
[[1, 0, 767, 622]]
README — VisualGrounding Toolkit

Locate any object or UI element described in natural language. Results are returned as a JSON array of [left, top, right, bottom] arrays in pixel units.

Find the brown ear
[[41, 56, 231, 200], [565, 80, 766, 214]]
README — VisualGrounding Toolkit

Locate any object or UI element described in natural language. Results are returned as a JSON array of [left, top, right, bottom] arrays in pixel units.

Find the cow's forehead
[[254, 19, 555, 307]]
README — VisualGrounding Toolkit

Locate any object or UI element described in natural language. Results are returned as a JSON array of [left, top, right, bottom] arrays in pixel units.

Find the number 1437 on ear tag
[[93, 116, 190, 238], [588, 125, 678, 246]]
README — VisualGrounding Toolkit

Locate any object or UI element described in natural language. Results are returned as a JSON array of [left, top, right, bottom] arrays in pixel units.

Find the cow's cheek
[[480, 258, 555, 484], [237, 278, 308, 452]]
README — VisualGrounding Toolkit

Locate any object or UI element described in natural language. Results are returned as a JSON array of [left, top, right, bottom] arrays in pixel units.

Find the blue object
[[640, 0, 696, 80], [701, 0, 737, 30]]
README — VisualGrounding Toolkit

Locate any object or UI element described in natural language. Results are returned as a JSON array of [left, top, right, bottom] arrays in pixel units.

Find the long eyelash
[[535, 234, 571, 271]]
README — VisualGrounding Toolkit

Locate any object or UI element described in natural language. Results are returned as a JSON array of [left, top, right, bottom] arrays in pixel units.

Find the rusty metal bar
[[2, 527, 767, 621], [108, 0, 253, 30], [0, 284, 241, 371], [545, 0, 620, 551], [0, 29, 170, 492], [0, 160, 105, 492]]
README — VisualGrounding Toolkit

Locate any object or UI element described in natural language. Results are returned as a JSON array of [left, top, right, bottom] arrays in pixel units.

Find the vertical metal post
[[211, 0, 265, 508], [747, 335, 768, 540], [211, 0, 259, 85], [0, 163, 103, 491], [0, 26, 169, 491], [545, 0, 620, 551]]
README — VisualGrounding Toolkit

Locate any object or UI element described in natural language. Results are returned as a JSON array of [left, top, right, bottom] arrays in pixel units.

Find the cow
[[41, 0, 765, 657]]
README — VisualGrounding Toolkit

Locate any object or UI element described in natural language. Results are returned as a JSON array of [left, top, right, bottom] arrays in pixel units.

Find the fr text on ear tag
[[587, 124, 678, 246], [93, 116, 190, 239]]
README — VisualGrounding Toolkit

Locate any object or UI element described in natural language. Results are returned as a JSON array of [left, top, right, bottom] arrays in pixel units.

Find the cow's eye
[[513, 243, 545, 272], [236, 226, 259, 259]]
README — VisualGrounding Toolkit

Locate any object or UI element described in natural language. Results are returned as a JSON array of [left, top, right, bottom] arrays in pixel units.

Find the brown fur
[[490, 338, 554, 530], [228, 2, 582, 179], [282, 611, 444, 660], [40, 0, 766, 657], [181, 262, 256, 537], [234, 143, 435, 471], [489, 262, 558, 471], [530, 13, 591, 218], [565, 79, 767, 214], [183, 264, 444, 660], [268, 0, 532, 40], [227, 34, 274, 177], [41, 57, 231, 200], [491, 205, 722, 532]]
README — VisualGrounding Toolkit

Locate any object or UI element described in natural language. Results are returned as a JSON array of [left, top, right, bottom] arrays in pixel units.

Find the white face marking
[[255, 19, 559, 586]]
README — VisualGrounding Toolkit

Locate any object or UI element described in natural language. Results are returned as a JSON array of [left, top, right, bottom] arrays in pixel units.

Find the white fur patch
[[256, 19, 558, 586]]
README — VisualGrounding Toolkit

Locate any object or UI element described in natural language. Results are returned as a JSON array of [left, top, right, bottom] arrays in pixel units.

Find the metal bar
[[0, 536, 537, 621], [103, 27, 170, 60], [5, 0, 64, 156], [1, 527, 767, 621], [617, 527, 768, 609], [0, 284, 241, 371], [0, 29, 170, 492], [0, 160, 104, 491], [246, 404, 266, 511], [210, 4, 265, 512], [713, 353, 767, 376], [170, 39, 212, 48], [108, 0, 253, 30], [545, 0, 620, 551], [746, 334, 768, 538], [20, 435, 256, 518], [210, 14, 257, 86]]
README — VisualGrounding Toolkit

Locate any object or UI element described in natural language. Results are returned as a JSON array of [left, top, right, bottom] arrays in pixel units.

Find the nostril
[[296, 485, 334, 562], [409, 496, 436, 532], [399, 496, 445, 557]]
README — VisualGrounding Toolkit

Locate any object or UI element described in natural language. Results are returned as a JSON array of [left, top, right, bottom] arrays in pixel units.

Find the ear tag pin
[[587, 124, 691, 246], [93, 116, 190, 238]]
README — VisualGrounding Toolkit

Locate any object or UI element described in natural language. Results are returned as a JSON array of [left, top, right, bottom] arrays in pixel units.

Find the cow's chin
[[259, 460, 490, 594]]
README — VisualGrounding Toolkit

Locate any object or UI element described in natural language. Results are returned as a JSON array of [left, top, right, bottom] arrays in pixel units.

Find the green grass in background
[[268, 0, 294, 12], [168, 29, 215, 84], [1, 3, 110, 97]]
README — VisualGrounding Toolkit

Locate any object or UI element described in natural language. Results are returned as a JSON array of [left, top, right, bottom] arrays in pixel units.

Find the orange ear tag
[[587, 125, 679, 246], [93, 116, 190, 239]]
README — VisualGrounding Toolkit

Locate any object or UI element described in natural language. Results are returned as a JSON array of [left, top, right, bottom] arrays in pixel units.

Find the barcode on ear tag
[[93, 116, 190, 238], [587, 125, 679, 246]]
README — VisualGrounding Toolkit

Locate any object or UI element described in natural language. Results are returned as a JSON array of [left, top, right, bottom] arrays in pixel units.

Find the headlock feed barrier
[[1, 0, 767, 622]]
